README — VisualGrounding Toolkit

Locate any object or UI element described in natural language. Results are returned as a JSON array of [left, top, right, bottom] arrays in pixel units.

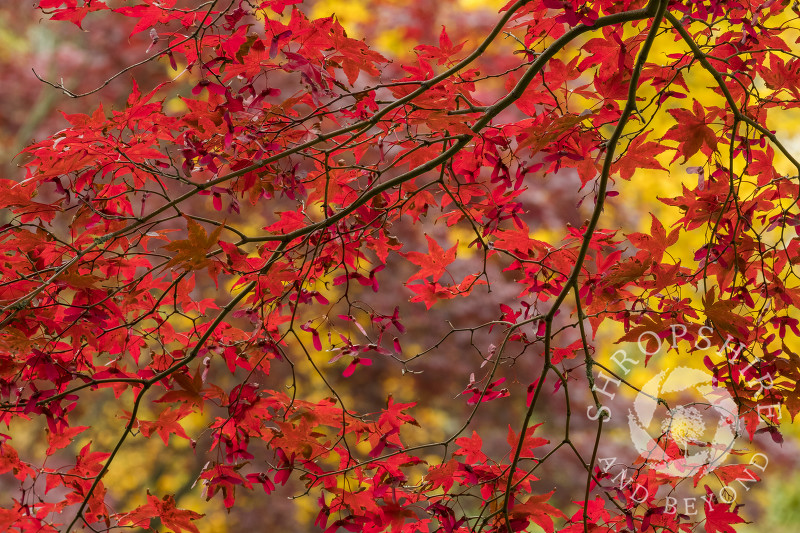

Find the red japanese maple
[[1, 0, 798, 531]]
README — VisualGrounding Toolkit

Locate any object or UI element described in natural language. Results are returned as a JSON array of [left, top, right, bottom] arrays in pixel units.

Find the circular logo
[[628, 367, 738, 478]]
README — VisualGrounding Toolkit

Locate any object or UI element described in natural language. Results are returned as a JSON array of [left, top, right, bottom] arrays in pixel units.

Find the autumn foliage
[[1, 0, 800, 531]]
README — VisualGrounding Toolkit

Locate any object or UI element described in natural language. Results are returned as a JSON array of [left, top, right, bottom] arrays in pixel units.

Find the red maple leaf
[[703, 492, 746, 533], [38, 0, 108, 29], [407, 281, 455, 309], [663, 99, 719, 162], [118, 492, 203, 533], [506, 423, 548, 458], [136, 406, 192, 445], [613, 133, 667, 180], [491, 220, 549, 256], [454, 431, 487, 464], [509, 491, 566, 533], [162, 216, 225, 274], [378, 395, 419, 430], [415, 26, 467, 65], [424, 459, 459, 493], [626, 213, 679, 263], [46, 425, 90, 456], [403, 234, 457, 282]]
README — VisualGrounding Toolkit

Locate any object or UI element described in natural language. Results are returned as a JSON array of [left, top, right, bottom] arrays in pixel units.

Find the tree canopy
[[1, 0, 800, 531]]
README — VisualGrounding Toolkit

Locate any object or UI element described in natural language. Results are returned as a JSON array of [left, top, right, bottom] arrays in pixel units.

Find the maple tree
[[1, 0, 800, 531]]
